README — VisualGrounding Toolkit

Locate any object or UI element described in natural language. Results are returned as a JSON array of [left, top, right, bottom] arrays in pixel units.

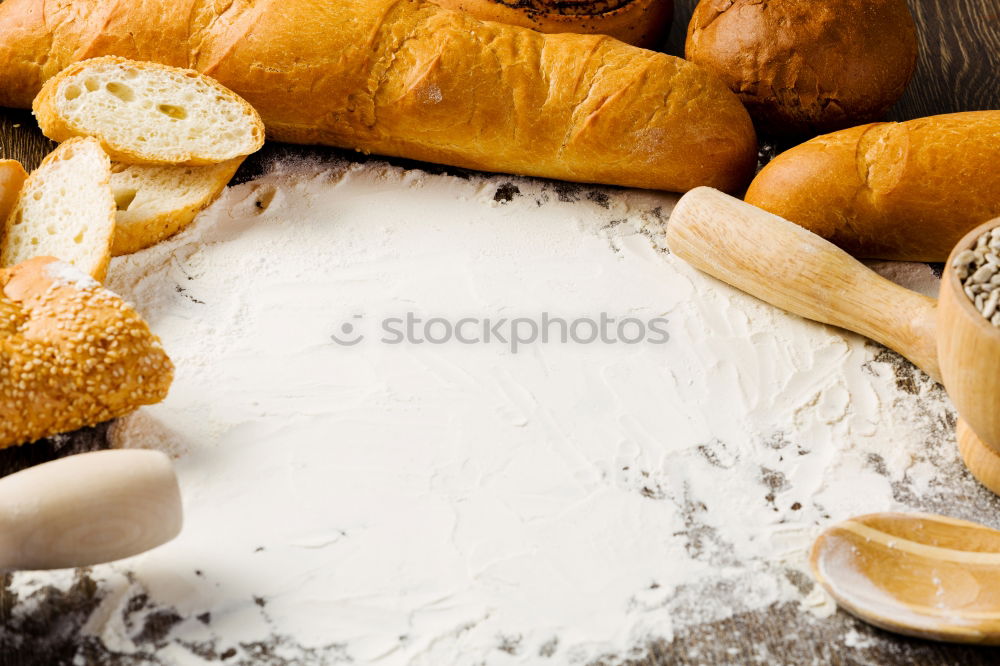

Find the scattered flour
[[9, 157, 963, 663], [44, 259, 101, 290]]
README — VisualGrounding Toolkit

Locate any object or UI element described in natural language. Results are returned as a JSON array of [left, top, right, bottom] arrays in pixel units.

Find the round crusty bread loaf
[[685, 0, 917, 135], [0, 256, 174, 448], [744, 111, 1000, 262], [428, 0, 673, 48]]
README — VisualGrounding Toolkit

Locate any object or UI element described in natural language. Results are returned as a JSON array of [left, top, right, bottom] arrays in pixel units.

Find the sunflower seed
[[954, 226, 1000, 327]]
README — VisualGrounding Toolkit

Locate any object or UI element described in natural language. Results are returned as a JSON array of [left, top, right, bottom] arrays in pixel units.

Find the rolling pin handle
[[666, 187, 941, 382]]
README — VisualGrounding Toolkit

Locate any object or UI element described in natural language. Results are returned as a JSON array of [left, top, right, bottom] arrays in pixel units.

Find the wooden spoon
[[811, 512, 1000, 644], [0, 449, 182, 571]]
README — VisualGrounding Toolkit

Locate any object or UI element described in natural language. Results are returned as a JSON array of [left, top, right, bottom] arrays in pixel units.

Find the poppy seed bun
[[428, 0, 673, 48], [685, 0, 918, 135]]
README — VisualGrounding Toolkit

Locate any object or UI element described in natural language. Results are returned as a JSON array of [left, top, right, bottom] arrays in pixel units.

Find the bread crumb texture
[[1, 137, 115, 280], [35, 56, 264, 165], [109, 157, 244, 256], [0, 256, 173, 449]]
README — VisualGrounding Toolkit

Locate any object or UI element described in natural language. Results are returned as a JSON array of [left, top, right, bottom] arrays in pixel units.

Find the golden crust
[[0, 256, 174, 449], [0, 160, 28, 227], [745, 111, 1000, 262], [110, 157, 244, 256], [0, 0, 756, 193], [427, 0, 673, 48], [686, 0, 917, 135], [32, 56, 266, 166]]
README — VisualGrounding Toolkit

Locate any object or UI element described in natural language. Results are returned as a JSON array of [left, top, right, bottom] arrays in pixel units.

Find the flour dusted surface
[[8, 158, 969, 664]]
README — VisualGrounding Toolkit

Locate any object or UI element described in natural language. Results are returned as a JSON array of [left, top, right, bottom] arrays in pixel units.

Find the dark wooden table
[[2, 1, 999, 664]]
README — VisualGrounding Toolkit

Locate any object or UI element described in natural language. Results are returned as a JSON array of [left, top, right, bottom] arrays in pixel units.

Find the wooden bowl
[[939, 218, 1000, 492]]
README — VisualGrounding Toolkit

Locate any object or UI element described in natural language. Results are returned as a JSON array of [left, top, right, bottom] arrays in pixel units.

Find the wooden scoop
[[667, 187, 1000, 495], [811, 512, 1000, 644], [0, 450, 182, 571]]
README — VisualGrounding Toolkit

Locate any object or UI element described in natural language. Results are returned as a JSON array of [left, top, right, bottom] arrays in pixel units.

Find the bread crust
[[744, 111, 1000, 262], [0, 160, 27, 226], [33, 56, 266, 166], [0, 0, 756, 193], [111, 157, 244, 256], [428, 0, 673, 48], [1, 137, 116, 281], [686, 0, 917, 135], [0, 256, 173, 449]]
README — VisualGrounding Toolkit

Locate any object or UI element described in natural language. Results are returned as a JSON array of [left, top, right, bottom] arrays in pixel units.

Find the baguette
[[111, 158, 244, 256], [0, 256, 173, 449], [0, 160, 27, 225], [428, 0, 674, 48], [2, 137, 116, 281], [0, 0, 757, 194], [744, 111, 1000, 262], [33, 57, 265, 166]]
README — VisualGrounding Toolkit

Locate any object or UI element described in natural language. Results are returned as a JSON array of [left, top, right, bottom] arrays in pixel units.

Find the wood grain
[[898, 0, 1000, 118], [0, 450, 181, 571], [0, 107, 52, 172], [1, 1, 1000, 664], [938, 220, 1000, 449], [938, 219, 1000, 495]]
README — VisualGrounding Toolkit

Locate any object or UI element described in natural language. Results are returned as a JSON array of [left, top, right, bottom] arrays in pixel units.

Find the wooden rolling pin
[[0, 450, 182, 571], [667, 187, 1000, 495], [666, 187, 940, 378]]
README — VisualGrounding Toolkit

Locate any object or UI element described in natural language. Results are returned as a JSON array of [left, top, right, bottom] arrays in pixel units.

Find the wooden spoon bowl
[[811, 512, 1000, 645]]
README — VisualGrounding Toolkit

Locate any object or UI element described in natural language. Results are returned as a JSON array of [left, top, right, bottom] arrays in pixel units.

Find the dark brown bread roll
[[685, 0, 918, 135]]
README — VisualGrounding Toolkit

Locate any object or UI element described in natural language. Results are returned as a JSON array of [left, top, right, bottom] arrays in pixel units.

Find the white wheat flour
[[8, 157, 970, 664]]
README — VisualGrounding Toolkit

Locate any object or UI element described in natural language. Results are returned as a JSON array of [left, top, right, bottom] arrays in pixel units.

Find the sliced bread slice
[[33, 56, 265, 166], [1, 137, 115, 281], [111, 157, 244, 255], [0, 159, 27, 225]]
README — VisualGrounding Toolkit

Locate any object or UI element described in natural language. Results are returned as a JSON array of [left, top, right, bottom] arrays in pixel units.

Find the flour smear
[[8, 157, 966, 664]]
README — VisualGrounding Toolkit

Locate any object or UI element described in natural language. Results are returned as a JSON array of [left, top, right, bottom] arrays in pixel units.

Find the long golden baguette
[[745, 111, 1000, 262], [0, 0, 757, 194]]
